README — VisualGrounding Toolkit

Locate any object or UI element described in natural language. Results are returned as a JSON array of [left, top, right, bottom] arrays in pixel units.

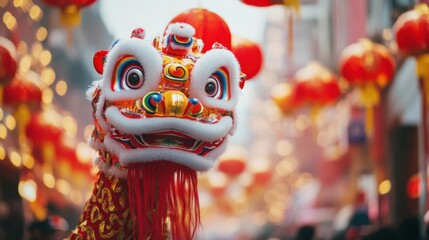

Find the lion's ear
[[93, 50, 108, 74]]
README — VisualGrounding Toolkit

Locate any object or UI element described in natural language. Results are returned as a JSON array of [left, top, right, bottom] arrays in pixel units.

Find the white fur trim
[[166, 23, 195, 38], [105, 106, 233, 141], [189, 49, 240, 111], [94, 96, 108, 131], [86, 80, 102, 100], [104, 136, 229, 171], [88, 138, 104, 151], [94, 157, 128, 178], [107, 166, 128, 178], [102, 38, 163, 101]]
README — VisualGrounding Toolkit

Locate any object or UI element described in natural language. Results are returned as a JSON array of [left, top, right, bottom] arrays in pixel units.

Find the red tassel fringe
[[127, 161, 201, 240]]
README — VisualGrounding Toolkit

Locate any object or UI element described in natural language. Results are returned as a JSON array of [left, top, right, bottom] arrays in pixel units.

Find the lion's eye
[[205, 67, 230, 100], [125, 68, 144, 89], [205, 79, 218, 97], [111, 56, 144, 91]]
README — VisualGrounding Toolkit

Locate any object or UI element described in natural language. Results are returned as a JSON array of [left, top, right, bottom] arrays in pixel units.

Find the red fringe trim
[[127, 161, 201, 240]]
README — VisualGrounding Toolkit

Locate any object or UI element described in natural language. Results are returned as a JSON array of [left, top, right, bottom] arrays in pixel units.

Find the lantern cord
[[287, 9, 293, 58], [67, 28, 73, 49], [364, 106, 374, 139]]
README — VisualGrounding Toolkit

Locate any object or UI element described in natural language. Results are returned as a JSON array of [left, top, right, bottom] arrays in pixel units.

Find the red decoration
[[394, 4, 429, 215], [231, 35, 263, 80], [293, 62, 341, 108], [217, 157, 246, 177], [0, 37, 17, 85], [240, 0, 300, 9], [407, 175, 420, 199], [3, 75, 42, 107], [93, 50, 108, 74], [252, 169, 271, 186], [41, 0, 96, 28], [127, 161, 200, 240], [56, 142, 92, 173], [167, 8, 232, 53], [339, 39, 395, 137], [25, 112, 63, 145], [339, 39, 395, 89], [273, 62, 341, 117], [272, 82, 299, 115], [393, 4, 429, 56]]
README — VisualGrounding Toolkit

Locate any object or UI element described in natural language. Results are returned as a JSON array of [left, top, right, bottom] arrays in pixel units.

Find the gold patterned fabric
[[67, 172, 134, 240]]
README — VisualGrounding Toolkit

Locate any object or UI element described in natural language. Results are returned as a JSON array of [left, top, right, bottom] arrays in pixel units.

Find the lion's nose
[[138, 91, 203, 117]]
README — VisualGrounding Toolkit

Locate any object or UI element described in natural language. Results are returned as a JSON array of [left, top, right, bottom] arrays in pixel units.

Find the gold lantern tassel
[[60, 5, 81, 48], [360, 84, 380, 139], [283, 0, 300, 59]]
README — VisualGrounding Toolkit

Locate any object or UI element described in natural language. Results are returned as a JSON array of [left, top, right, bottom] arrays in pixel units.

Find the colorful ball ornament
[[167, 8, 232, 53]]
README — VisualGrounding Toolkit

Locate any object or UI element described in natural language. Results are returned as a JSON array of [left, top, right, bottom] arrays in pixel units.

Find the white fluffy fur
[[189, 49, 240, 111], [95, 95, 108, 131], [86, 79, 102, 100], [166, 22, 195, 38], [102, 38, 163, 101], [94, 157, 128, 178], [104, 136, 229, 172], [105, 107, 233, 141]]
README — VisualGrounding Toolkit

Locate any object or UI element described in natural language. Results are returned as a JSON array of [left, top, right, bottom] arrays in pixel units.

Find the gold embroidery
[[101, 188, 116, 212], [90, 206, 103, 223], [69, 172, 134, 239]]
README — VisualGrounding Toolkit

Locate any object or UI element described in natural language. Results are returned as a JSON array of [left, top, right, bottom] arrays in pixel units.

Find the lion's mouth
[[110, 128, 224, 156]]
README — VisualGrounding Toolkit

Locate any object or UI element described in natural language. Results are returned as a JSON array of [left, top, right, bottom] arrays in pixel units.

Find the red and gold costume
[[68, 23, 244, 240]]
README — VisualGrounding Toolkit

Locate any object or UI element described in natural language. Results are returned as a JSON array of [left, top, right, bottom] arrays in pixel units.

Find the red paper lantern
[[25, 112, 63, 145], [240, 0, 300, 9], [231, 35, 263, 80], [339, 39, 395, 137], [0, 37, 17, 85], [393, 4, 429, 56], [339, 39, 395, 90], [41, 0, 96, 28], [168, 8, 232, 53], [293, 62, 341, 108], [272, 82, 300, 115], [3, 74, 42, 107], [217, 157, 246, 177]]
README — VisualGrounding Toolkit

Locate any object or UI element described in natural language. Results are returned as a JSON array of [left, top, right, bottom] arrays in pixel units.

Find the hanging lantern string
[[283, 0, 300, 59], [417, 54, 429, 192]]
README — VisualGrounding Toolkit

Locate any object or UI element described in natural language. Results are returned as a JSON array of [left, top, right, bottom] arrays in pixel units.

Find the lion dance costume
[[68, 22, 244, 240]]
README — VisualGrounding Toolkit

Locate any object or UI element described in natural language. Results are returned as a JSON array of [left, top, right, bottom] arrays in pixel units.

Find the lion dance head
[[69, 22, 244, 240]]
